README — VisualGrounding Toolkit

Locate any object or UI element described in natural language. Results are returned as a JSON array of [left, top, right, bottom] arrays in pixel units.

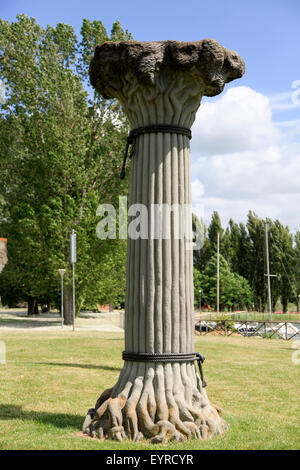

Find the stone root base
[[82, 362, 228, 443]]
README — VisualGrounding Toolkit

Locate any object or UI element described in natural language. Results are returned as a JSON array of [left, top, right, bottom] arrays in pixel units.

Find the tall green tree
[[221, 227, 232, 263], [0, 15, 131, 320], [207, 211, 223, 254], [246, 211, 267, 310], [294, 231, 300, 312], [197, 253, 252, 311], [270, 220, 294, 313], [236, 222, 252, 280], [226, 218, 240, 272], [192, 214, 210, 271]]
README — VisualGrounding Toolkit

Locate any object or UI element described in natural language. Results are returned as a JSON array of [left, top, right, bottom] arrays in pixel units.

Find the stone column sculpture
[[83, 40, 245, 443]]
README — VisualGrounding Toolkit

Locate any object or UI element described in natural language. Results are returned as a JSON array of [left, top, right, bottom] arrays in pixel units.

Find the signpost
[[58, 269, 66, 328], [70, 230, 76, 331]]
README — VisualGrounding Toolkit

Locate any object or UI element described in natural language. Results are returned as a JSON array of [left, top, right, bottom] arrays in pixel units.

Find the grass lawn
[[0, 329, 299, 450]]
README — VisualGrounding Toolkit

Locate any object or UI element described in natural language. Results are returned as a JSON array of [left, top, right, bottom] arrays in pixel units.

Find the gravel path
[[0, 309, 124, 332]]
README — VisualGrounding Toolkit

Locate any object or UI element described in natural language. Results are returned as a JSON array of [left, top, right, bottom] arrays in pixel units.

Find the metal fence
[[195, 319, 300, 341]]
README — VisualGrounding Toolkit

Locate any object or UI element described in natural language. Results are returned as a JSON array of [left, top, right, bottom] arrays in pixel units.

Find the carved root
[[83, 361, 227, 443]]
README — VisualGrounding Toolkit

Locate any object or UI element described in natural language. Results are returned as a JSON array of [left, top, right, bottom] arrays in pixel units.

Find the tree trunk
[[63, 287, 73, 325], [83, 40, 244, 443], [282, 295, 288, 314], [27, 296, 39, 315]]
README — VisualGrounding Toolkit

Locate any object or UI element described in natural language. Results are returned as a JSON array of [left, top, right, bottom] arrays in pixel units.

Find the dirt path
[[0, 309, 124, 332]]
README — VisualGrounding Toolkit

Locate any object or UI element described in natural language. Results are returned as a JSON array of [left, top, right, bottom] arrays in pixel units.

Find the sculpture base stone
[[82, 361, 227, 443]]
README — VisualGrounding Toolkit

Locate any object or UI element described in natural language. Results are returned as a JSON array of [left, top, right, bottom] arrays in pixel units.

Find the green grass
[[0, 330, 299, 450]]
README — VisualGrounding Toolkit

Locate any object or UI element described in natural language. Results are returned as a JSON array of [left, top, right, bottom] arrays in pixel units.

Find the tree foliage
[[194, 254, 252, 310], [194, 210, 298, 312], [0, 15, 132, 318]]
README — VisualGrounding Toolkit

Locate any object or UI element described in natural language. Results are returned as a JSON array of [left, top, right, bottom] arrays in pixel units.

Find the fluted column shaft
[[125, 131, 194, 354], [120, 81, 201, 355]]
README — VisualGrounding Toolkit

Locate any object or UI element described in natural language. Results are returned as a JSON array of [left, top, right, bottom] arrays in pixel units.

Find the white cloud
[[190, 86, 300, 230], [191, 179, 204, 199], [192, 86, 279, 155]]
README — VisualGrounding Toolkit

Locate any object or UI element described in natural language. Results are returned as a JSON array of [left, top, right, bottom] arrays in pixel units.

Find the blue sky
[[1, 0, 299, 228], [1, 0, 299, 96]]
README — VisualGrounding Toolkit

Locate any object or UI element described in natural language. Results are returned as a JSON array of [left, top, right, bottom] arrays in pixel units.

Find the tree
[[236, 222, 252, 280], [0, 15, 131, 320], [221, 227, 232, 263], [226, 218, 240, 272], [294, 231, 300, 312], [246, 211, 267, 310], [207, 211, 223, 254], [270, 220, 294, 313], [192, 214, 210, 271], [199, 253, 252, 311], [193, 266, 203, 307]]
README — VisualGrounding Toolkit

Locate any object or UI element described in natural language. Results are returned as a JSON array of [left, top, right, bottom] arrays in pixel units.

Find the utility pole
[[264, 223, 277, 322], [265, 223, 272, 319], [217, 232, 220, 315]]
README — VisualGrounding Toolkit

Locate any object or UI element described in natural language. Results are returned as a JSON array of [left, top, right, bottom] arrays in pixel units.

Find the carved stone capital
[[89, 39, 245, 127]]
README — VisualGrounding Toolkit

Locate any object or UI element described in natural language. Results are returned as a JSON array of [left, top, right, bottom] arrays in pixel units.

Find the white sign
[[70, 231, 76, 264]]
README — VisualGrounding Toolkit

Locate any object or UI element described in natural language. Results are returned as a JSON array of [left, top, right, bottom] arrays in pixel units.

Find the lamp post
[[198, 289, 202, 313], [58, 269, 66, 328]]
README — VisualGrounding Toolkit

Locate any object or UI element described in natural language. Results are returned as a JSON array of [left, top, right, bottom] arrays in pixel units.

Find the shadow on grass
[[0, 404, 83, 430], [34, 362, 121, 372], [0, 318, 60, 328]]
